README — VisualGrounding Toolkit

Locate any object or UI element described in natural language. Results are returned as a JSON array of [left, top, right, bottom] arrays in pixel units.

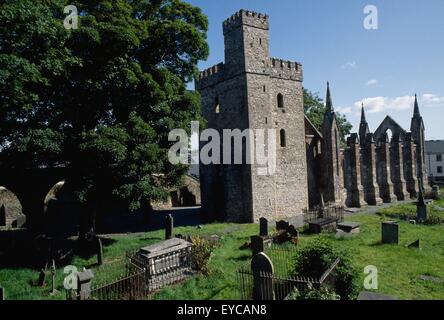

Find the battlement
[[195, 63, 226, 90], [269, 57, 303, 81], [223, 9, 269, 35]]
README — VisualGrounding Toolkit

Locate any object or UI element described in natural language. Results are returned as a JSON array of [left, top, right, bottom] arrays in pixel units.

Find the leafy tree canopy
[[303, 88, 352, 145], [0, 0, 209, 212]]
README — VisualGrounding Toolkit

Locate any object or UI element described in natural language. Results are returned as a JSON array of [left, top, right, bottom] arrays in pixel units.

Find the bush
[[191, 236, 219, 275], [287, 283, 340, 301], [293, 237, 359, 300]]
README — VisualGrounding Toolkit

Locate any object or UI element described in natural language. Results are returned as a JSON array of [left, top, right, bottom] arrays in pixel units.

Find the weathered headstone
[[165, 214, 173, 240], [408, 240, 420, 249], [250, 235, 265, 255], [77, 269, 94, 300], [432, 185, 440, 198], [251, 252, 274, 300], [96, 237, 103, 266], [416, 192, 428, 223], [382, 221, 399, 245], [409, 220, 417, 225], [259, 217, 268, 237], [0, 205, 6, 227], [275, 220, 289, 232], [287, 225, 299, 238]]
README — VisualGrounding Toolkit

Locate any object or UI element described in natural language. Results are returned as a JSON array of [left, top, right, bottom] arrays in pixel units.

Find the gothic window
[[215, 97, 220, 114], [277, 93, 284, 109], [280, 129, 286, 148], [0, 205, 5, 227]]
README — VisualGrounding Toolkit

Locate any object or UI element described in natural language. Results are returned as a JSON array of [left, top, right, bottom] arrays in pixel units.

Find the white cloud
[[336, 106, 353, 114], [422, 93, 444, 106], [339, 93, 444, 115], [341, 61, 357, 70], [366, 79, 378, 87], [354, 95, 414, 114]]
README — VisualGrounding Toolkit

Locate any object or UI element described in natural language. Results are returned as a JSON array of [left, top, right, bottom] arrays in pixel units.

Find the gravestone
[[0, 205, 5, 227], [250, 235, 265, 255], [165, 214, 173, 240], [432, 185, 440, 198], [416, 193, 428, 223], [381, 221, 399, 245], [77, 269, 94, 300], [259, 217, 268, 237], [408, 240, 420, 249], [409, 220, 416, 225], [276, 220, 289, 232], [96, 237, 103, 266], [251, 252, 274, 300], [287, 225, 299, 238]]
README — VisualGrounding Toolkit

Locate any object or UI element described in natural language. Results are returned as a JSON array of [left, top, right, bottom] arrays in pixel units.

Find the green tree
[[0, 0, 209, 242], [303, 88, 352, 145]]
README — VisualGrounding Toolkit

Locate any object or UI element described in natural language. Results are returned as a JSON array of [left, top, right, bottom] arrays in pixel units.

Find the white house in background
[[426, 140, 444, 183]]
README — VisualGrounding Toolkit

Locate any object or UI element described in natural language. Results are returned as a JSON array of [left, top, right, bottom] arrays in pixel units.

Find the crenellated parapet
[[269, 58, 303, 81], [195, 63, 226, 90], [223, 9, 269, 35]]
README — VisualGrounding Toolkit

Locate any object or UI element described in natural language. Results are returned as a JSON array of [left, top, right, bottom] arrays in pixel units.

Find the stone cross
[[165, 214, 173, 240], [382, 221, 399, 245], [259, 217, 268, 237], [250, 235, 265, 255], [251, 252, 274, 300]]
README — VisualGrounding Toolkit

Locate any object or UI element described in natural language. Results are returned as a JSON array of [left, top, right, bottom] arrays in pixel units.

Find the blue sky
[[185, 0, 444, 140]]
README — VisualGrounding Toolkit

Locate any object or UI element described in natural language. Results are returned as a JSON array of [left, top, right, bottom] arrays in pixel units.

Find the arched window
[[280, 129, 286, 148], [0, 204, 6, 227], [215, 97, 220, 114], [277, 93, 284, 108]]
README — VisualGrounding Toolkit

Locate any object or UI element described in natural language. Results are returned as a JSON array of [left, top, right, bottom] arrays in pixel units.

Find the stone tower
[[321, 83, 344, 205], [410, 94, 429, 190], [196, 10, 308, 223]]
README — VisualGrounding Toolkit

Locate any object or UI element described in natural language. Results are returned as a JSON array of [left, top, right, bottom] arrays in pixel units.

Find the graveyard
[[2, 191, 444, 300]]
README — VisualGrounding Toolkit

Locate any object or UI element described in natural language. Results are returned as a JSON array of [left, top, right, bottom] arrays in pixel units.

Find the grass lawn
[[1, 208, 444, 300]]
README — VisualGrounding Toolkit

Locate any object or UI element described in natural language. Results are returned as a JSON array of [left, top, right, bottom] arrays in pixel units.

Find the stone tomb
[[337, 222, 360, 234], [138, 238, 192, 291]]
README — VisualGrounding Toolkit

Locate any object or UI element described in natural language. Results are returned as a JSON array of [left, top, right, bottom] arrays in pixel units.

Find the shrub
[[191, 236, 219, 275], [293, 237, 359, 300], [287, 283, 340, 301]]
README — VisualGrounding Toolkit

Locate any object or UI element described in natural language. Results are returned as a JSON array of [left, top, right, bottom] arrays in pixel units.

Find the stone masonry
[[196, 10, 430, 223], [196, 10, 308, 223]]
